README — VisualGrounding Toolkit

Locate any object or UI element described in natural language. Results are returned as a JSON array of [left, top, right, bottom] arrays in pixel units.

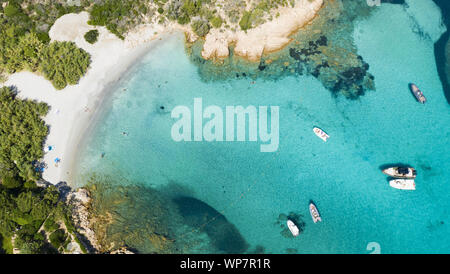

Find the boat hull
[[287, 220, 299, 237], [309, 203, 322, 223], [389, 179, 416, 190], [410, 83, 426, 104], [382, 167, 416, 179], [313, 127, 329, 142]]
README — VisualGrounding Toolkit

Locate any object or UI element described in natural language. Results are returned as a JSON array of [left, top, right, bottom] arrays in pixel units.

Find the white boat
[[313, 127, 329, 142], [309, 202, 322, 223], [382, 167, 417, 179], [389, 179, 416, 190], [287, 220, 300, 237], [409, 83, 426, 104]]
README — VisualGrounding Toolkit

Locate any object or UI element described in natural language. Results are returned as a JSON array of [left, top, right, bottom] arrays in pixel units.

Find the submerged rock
[[173, 196, 249, 254]]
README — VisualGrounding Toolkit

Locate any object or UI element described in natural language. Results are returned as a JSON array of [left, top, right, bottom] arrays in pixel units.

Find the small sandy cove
[[1, 1, 322, 185]]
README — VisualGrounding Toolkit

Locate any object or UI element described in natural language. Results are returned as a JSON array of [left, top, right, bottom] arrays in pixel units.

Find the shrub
[[49, 229, 66, 248], [0, 87, 49, 181], [1, 176, 23, 189], [239, 11, 252, 31], [210, 16, 223, 28], [191, 19, 210, 37], [84, 29, 99, 44], [4, 3, 20, 17], [39, 41, 91, 89], [44, 218, 59, 232], [23, 181, 37, 189]]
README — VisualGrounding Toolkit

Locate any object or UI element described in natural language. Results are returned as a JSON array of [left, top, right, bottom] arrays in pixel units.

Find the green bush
[[14, 236, 43, 254], [1, 176, 23, 189], [49, 229, 66, 248], [239, 11, 252, 31], [39, 41, 91, 90], [210, 16, 223, 28], [23, 181, 37, 189], [4, 3, 21, 17], [191, 19, 210, 37], [44, 218, 59, 232], [84, 29, 99, 44], [177, 14, 191, 25]]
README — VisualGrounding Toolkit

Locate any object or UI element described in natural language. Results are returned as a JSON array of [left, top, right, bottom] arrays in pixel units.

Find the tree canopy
[[0, 87, 48, 182]]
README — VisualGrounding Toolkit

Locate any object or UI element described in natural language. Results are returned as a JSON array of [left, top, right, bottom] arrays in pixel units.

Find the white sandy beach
[[1, 1, 322, 185]]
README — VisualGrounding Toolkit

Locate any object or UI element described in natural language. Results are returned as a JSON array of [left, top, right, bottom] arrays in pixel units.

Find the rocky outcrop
[[201, 0, 324, 62], [63, 185, 136, 254], [64, 187, 100, 253], [109, 247, 136, 254]]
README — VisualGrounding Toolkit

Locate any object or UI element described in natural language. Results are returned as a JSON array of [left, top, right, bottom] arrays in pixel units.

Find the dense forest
[[0, 87, 82, 254]]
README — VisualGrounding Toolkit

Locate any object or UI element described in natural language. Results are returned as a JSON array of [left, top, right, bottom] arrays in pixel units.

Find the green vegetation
[[191, 19, 210, 37], [43, 218, 60, 232], [49, 229, 67, 249], [0, 179, 67, 253], [0, 87, 81, 254], [210, 16, 223, 28], [0, 87, 48, 182], [84, 29, 100, 44], [39, 41, 91, 90], [0, 234, 13, 254], [85, 0, 293, 39], [239, 11, 252, 31], [88, 0, 150, 39], [0, 1, 91, 89]]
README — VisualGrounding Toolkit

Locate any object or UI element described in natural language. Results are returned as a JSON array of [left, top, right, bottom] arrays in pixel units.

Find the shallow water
[[75, 2, 450, 254]]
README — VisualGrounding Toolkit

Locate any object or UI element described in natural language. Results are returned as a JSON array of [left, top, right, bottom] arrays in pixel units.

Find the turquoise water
[[76, 3, 450, 253]]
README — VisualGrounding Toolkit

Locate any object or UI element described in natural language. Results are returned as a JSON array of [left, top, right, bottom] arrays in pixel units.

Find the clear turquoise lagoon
[[75, 2, 450, 254]]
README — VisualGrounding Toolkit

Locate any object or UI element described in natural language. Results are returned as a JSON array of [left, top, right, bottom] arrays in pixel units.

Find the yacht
[[309, 201, 322, 223], [287, 219, 300, 237], [313, 127, 329, 142], [409, 83, 426, 104], [389, 179, 416, 190], [382, 166, 417, 179]]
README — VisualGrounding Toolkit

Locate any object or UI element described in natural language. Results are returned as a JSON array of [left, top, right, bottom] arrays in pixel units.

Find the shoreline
[[68, 33, 181, 188]]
